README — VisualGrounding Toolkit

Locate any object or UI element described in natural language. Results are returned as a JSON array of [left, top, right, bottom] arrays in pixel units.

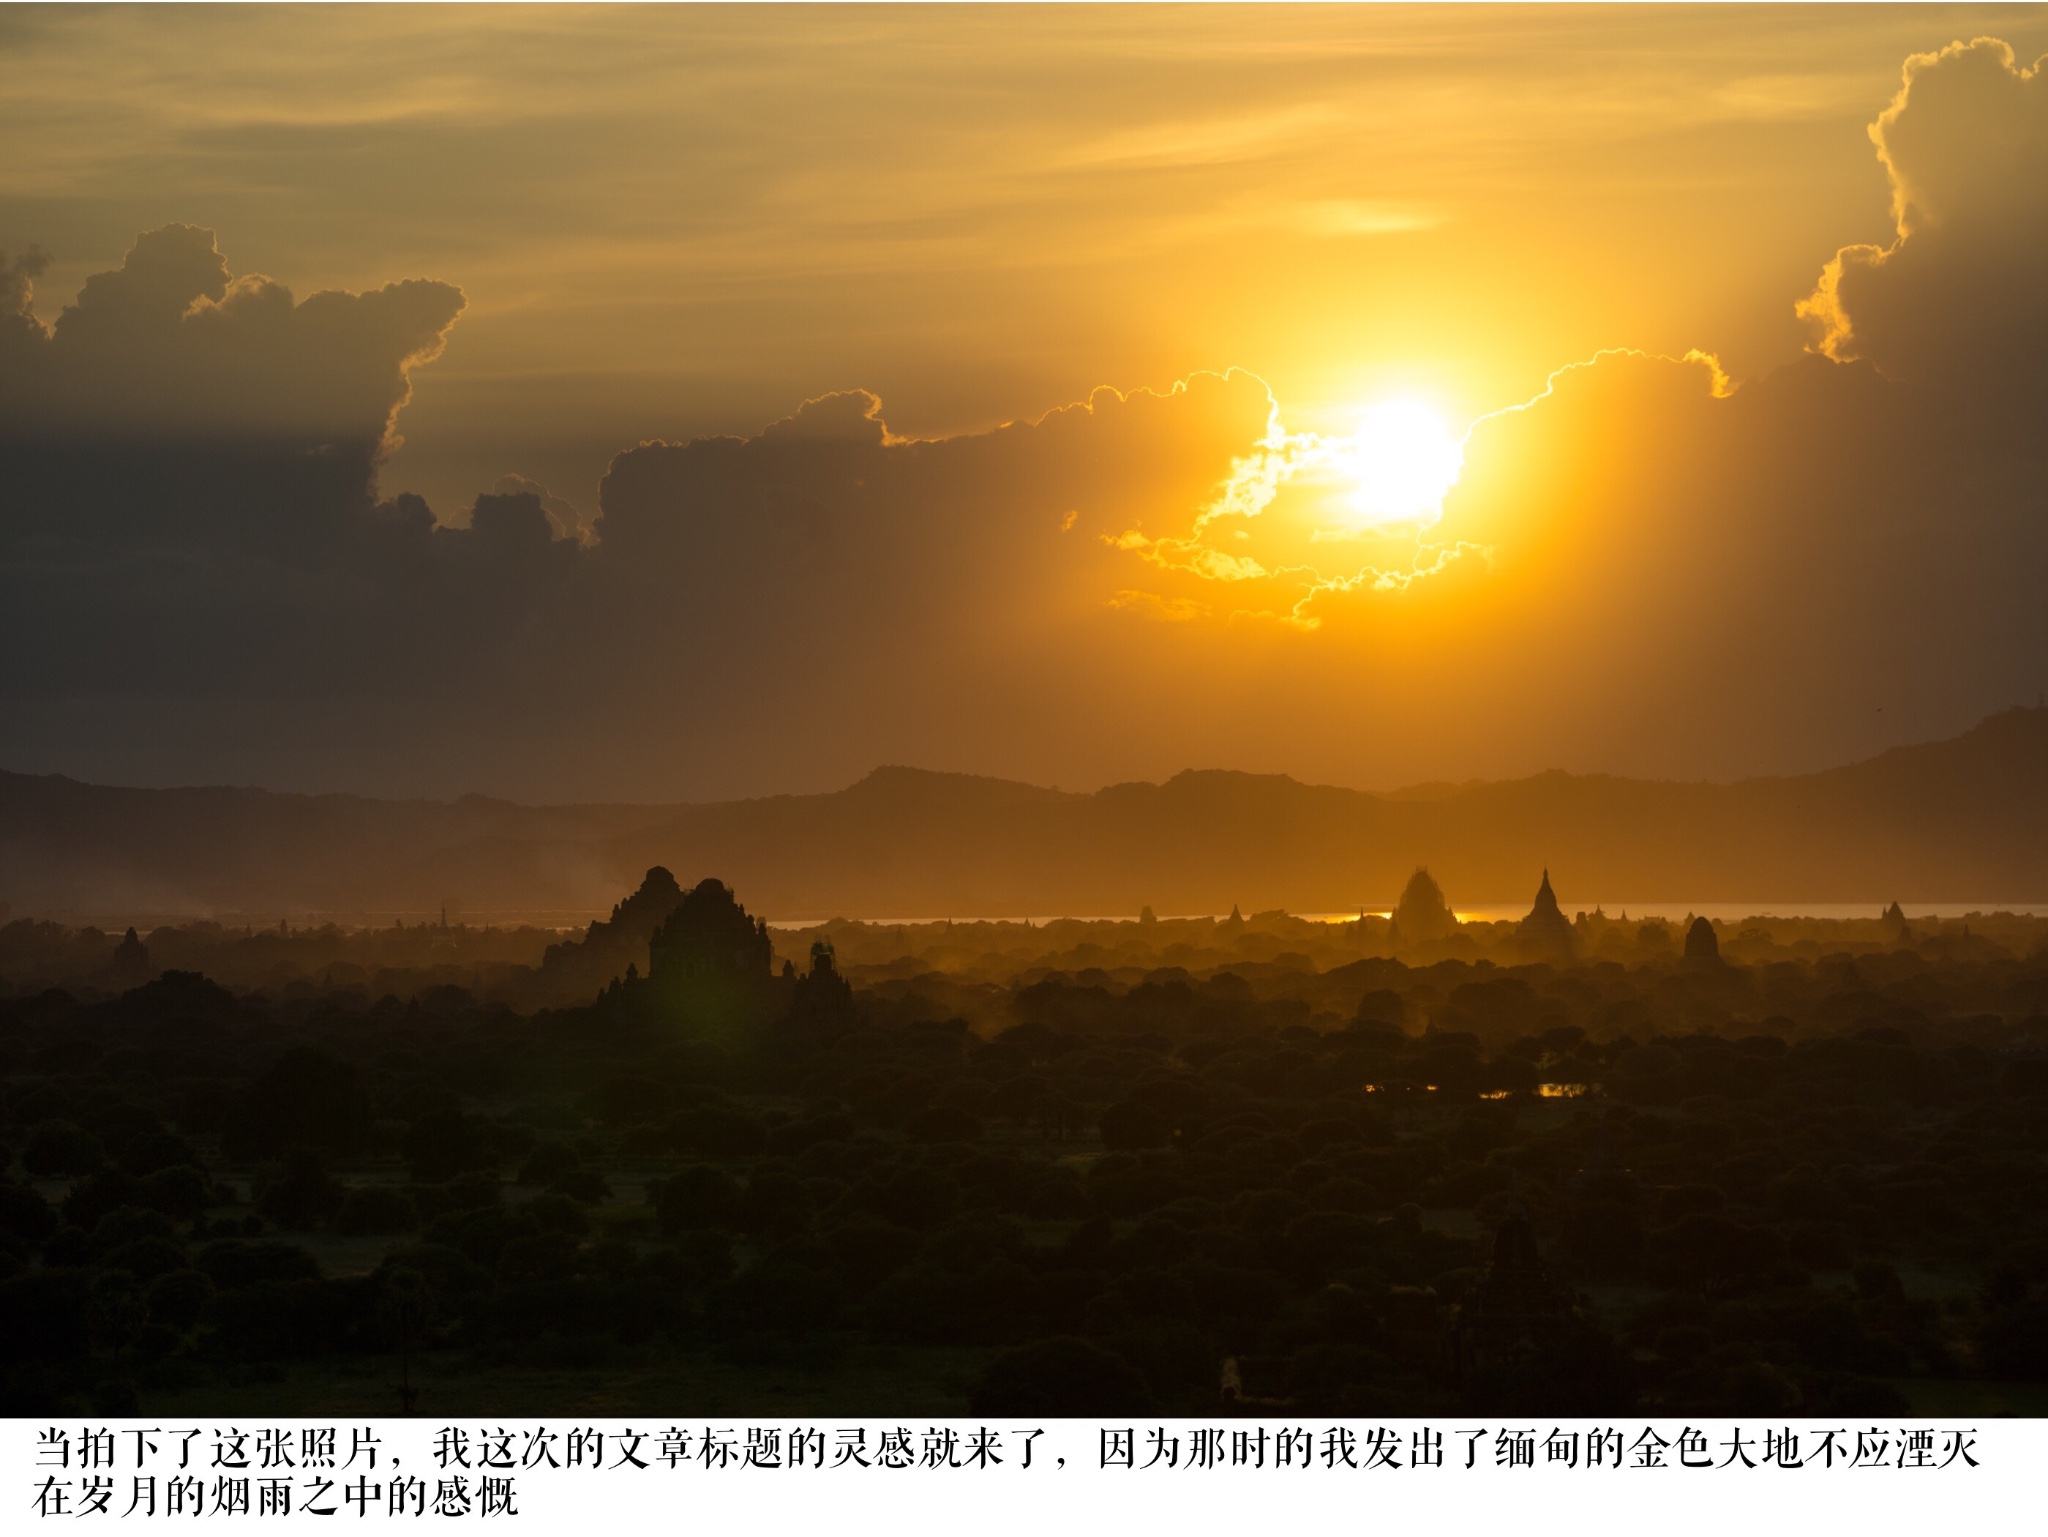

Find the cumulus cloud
[[578, 373, 1281, 755], [1064, 39, 2048, 779], [1799, 38, 2048, 393], [490, 473, 589, 542], [0, 224, 465, 443], [0, 228, 577, 738], [6, 34, 2048, 808], [0, 247, 49, 329], [0, 233, 1286, 794], [757, 389, 899, 446]]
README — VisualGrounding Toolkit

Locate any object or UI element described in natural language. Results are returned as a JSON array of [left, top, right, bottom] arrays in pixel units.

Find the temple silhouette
[[1515, 869, 1575, 961], [789, 936, 856, 1032], [1390, 866, 1458, 947], [645, 877, 776, 1034]]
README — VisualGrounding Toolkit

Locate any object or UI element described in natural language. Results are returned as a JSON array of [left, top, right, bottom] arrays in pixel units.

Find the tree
[[969, 1336, 1156, 1415], [403, 1110, 496, 1183], [256, 1150, 345, 1230], [222, 1049, 371, 1160], [653, 1166, 740, 1234]]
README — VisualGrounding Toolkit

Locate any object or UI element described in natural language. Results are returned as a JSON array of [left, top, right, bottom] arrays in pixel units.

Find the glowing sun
[[1339, 399, 1464, 527]]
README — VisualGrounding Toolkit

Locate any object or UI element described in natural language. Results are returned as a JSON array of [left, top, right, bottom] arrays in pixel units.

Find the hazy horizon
[[7, 701, 2045, 925], [9, 697, 2048, 807]]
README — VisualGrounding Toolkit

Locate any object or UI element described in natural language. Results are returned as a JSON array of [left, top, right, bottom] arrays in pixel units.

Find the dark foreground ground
[[5, 891, 2048, 1418]]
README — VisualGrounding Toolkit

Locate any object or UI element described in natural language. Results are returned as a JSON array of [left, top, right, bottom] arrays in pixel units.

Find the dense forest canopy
[[3, 871, 2046, 1417]]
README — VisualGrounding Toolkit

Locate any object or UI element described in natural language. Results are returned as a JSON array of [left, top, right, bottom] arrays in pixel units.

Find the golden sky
[[4, 4, 2038, 508], [2, 6, 2047, 801]]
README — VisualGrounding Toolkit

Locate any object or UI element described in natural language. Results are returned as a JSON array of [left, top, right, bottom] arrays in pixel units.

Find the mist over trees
[[4, 864, 2046, 1417]]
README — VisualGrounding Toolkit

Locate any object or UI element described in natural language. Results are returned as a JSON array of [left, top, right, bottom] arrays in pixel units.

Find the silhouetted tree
[[969, 1336, 1156, 1415], [222, 1049, 371, 1160]]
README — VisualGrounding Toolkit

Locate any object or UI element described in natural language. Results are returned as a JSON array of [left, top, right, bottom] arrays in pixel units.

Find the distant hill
[[4, 708, 2047, 921]]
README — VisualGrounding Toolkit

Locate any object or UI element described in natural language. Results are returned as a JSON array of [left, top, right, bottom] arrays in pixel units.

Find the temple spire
[[1517, 868, 1573, 959]]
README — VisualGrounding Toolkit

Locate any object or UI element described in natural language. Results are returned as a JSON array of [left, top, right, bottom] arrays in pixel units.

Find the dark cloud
[[0, 229, 1282, 795], [1, 224, 464, 442], [490, 474, 589, 543], [0, 246, 48, 331], [1800, 38, 2048, 397], [1417, 346, 2043, 775], [0, 228, 575, 726], [1058, 38, 2048, 782], [6, 35, 2048, 809]]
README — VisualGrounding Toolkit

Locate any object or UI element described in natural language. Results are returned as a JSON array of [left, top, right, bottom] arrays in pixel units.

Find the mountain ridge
[[3, 707, 2045, 920]]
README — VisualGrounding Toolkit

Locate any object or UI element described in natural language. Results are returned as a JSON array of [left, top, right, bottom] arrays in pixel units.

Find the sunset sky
[[3, 5, 2047, 803]]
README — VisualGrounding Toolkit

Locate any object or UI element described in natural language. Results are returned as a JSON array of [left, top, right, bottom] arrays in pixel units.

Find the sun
[[1337, 399, 1465, 528]]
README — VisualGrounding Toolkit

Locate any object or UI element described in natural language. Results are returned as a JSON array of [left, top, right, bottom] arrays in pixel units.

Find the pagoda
[[1515, 870, 1575, 961]]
